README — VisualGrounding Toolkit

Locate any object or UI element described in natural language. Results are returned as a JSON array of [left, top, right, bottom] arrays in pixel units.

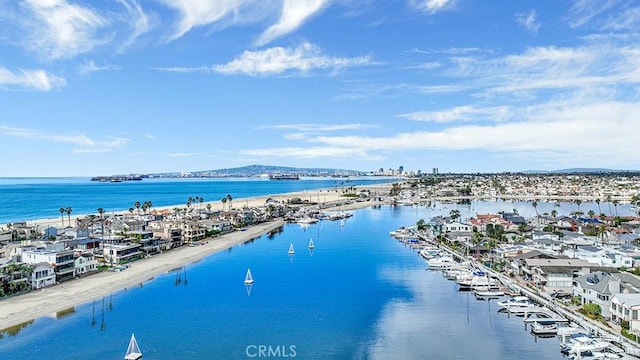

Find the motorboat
[[561, 334, 611, 356], [426, 255, 456, 269], [419, 247, 440, 259], [496, 295, 534, 310]]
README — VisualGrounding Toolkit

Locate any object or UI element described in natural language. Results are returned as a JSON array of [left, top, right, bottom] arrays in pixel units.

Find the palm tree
[[65, 207, 73, 227], [97, 208, 105, 239], [59, 207, 66, 226], [134, 201, 141, 215], [128, 207, 134, 215], [226, 194, 233, 211], [588, 210, 595, 219], [606, 195, 613, 216], [206, 203, 211, 212], [613, 199, 619, 217], [595, 198, 602, 215], [449, 209, 460, 222], [221, 197, 227, 211], [199, 197, 204, 210], [532, 201, 539, 225], [551, 209, 557, 218], [574, 199, 582, 213]]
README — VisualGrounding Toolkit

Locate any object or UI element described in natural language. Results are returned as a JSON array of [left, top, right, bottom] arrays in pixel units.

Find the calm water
[[0, 177, 394, 224], [0, 205, 569, 359]]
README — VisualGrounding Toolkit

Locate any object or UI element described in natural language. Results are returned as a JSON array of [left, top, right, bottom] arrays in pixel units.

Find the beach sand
[[0, 184, 394, 331]]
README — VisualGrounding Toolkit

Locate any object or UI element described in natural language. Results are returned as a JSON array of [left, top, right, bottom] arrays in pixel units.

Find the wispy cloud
[[410, 0, 455, 14], [0, 67, 66, 91], [516, 10, 540, 33], [397, 106, 512, 123], [114, 0, 155, 51], [567, 0, 619, 29], [157, 42, 372, 76], [21, 0, 110, 60], [0, 125, 129, 153], [79, 60, 120, 75], [255, 0, 330, 46], [158, 0, 258, 41], [167, 152, 199, 157]]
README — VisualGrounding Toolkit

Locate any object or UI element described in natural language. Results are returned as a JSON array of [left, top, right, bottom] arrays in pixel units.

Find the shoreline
[[0, 185, 392, 332]]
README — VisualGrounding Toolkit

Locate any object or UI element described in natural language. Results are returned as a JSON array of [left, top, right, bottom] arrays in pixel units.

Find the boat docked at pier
[[426, 255, 456, 270]]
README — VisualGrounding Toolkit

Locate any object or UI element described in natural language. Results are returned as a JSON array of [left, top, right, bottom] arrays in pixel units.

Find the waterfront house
[[22, 249, 75, 282], [73, 252, 97, 276], [509, 250, 559, 277], [179, 221, 206, 243], [101, 243, 143, 265], [149, 225, 183, 248], [443, 221, 473, 233], [524, 258, 598, 293], [573, 271, 640, 317], [574, 245, 634, 269], [610, 294, 640, 331], [30, 262, 55, 289]]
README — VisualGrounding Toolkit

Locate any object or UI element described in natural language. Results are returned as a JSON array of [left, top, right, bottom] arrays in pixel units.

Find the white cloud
[[516, 10, 540, 33], [79, 60, 120, 75], [255, 0, 330, 46], [411, 0, 455, 14], [21, 0, 110, 60], [159, 0, 259, 41], [397, 106, 511, 123], [115, 0, 155, 51], [567, 0, 619, 29], [0, 125, 128, 152], [0, 67, 66, 91], [213, 42, 372, 76]]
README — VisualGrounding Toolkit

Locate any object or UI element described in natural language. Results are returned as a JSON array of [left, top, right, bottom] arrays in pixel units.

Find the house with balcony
[[610, 294, 640, 331], [101, 243, 143, 265], [74, 252, 97, 276], [22, 249, 75, 282], [523, 258, 598, 294], [573, 271, 640, 317], [30, 262, 55, 289]]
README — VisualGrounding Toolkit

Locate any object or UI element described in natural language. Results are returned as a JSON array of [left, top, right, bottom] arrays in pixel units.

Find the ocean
[[0, 177, 395, 225], [1, 203, 581, 360]]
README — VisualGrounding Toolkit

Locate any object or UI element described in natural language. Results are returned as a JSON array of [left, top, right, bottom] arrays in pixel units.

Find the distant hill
[[147, 164, 367, 178]]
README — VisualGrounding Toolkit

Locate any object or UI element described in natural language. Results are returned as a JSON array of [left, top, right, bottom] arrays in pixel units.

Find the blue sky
[[1, 0, 640, 177]]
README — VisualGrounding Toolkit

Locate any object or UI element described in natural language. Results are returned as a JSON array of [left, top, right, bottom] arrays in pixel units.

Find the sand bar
[[0, 184, 394, 331]]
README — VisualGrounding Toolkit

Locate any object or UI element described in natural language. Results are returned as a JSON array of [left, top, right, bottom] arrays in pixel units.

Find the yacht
[[419, 247, 440, 259], [496, 295, 534, 311], [426, 255, 456, 270], [561, 334, 611, 356]]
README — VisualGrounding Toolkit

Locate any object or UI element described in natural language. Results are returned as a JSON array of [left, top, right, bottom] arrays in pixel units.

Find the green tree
[[551, 209, 557, 218], [221, 197, 227, 211], [134, 201, 141, 215], [59, 207, 66, 226], [449, 209, 461, 222], [532, 201, 539, 225], [65, 207, 73, 227], [613, 199, 619, 217], [595, 198, 602, 214], [416, 219, 426, 231], [226, 194, 233, 211]]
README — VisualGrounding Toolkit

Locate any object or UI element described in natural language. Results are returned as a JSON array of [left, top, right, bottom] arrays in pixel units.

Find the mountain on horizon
[[148, 164, 367, 177]]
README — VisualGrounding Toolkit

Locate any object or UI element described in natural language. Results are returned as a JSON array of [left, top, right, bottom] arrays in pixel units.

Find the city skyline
[[1, 1, 640, 177]]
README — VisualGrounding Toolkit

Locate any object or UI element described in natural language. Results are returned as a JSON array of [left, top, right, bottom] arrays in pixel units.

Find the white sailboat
[[308, 238, 315, 249], [124, 333, 142, 360], [244, 268, 254, 285], [288, 243, 295, 255]]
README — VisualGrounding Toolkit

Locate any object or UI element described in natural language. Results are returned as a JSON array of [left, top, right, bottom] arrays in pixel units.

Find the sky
[[1, 0, 640, 177]]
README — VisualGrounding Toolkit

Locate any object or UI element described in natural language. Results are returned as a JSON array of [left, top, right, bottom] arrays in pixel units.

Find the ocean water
[[0, 177, 395, 224], [0, 205, 569, 359]]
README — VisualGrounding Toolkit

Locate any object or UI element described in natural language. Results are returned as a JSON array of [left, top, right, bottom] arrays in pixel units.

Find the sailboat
[[244, 268, 254, 285], [288, 243, 295, 255], [124, 333, 142, 360], [308, 238, 315, 249]]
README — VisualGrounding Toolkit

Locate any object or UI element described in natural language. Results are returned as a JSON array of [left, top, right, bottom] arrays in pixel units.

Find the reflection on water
[[0, 201, 583, 359]]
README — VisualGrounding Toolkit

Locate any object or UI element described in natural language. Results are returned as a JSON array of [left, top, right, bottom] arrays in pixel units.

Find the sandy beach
[[0, 184, 394, 332]]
